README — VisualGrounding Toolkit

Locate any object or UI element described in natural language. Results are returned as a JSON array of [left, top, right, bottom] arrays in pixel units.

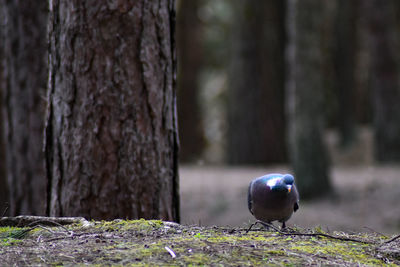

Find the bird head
[[266, 174, 294, 193]]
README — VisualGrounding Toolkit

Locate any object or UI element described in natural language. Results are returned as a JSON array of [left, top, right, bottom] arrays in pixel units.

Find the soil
[[1, 218, 399, 266], [180, 164, 400, 235], [180, 128, 400, 235], [1, 127, 399, 265]]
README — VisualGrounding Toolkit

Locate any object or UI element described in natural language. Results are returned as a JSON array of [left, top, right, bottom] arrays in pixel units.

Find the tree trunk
[[0, 87, 8, 215], [334, 0, 357, 148], [176, 0, 205, 162], [45, 0, 179, 222], [367, 0, 400, 162], [227, 0, 286, 164], [286, 0, 332, 199], [1, 0, 47, 215], [0, 6, 9, 214]]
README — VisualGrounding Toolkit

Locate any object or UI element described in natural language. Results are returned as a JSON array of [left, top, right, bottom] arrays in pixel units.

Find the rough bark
[[334, 0, 357, 148], [1, 0, 47, 215], [45, 0, 179, 222], [0, 5, 9, 214], [0, 74, 7, 215], [176, 0, 205, 162], [367, 0, 400, 162], [286, 0, 332, 199], [227, 0, 286, 164]]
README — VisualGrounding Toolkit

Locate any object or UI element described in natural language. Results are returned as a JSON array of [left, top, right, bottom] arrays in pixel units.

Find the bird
[[247, 173, 299, 229]]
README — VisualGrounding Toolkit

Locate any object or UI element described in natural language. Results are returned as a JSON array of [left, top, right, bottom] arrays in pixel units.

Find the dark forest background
[[178, 0, 400, 193]]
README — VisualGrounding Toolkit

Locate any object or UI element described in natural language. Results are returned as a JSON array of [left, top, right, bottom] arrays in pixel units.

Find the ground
[[1, 127, 400, 265], [180, 164, 400, 235], [180, 128, 400, 235], [0, 218, 399, 266]]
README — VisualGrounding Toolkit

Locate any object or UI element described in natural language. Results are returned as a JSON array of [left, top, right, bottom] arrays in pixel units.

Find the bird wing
[[247, 181, 253, 214]]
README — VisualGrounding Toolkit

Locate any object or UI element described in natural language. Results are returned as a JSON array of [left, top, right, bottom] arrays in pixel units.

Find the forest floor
[[0, 217, 399, 265], [180, 127, 400, 235], [1, 127, 400, 265], [180, 164, 400, 236]]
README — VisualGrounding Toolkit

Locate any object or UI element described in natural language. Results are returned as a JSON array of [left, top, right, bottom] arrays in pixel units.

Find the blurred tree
[[0, 89, 7, 215], [286, 0, 332, 198], [0, 7, 9, 214], [367, 0, 400, 162], [227, 0, 286, 164], [334, 0, 357, 148], [1, 0, 47, 215], [45, 0, 180, 222], [177, 0, 205, 162]]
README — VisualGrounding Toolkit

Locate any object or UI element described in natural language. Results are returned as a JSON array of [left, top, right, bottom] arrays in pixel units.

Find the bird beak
[[287, 185, 292, 193]]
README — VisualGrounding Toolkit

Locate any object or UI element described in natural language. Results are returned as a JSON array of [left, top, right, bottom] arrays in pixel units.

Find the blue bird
[[248, 173, 299, 228]]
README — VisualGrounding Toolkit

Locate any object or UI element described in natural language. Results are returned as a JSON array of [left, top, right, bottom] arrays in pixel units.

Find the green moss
[[94, 219, 163, 233], [0, 227, 28, 246], [289, 239, 384, 266], [182, 253, 212, 265], [0, 220, 395, 266]]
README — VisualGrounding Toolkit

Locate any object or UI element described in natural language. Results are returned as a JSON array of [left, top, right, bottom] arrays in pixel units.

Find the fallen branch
[[382, 233, 400, 244], [246, 220, 376, 244], [0, 215, 91, 228]]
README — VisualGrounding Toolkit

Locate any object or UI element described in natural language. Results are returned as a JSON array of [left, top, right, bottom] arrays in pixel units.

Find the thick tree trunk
[[286, 0, 332, 199], [0, 7, 9, 213], [45, 0, 179, 222], [1, 0, 47, 215], [367, 0, 400, 162], [0, 89, 8, 215], [176, 0, 205, 163], [227, 0, 286, 164], [334, 0, 357, 148]]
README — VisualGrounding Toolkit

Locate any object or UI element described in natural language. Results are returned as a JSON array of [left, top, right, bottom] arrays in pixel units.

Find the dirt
[[180, 128, 400, 235], [180, 164, 400, 235], [0, 218, 399, 266], [1, 127, 399, 265]]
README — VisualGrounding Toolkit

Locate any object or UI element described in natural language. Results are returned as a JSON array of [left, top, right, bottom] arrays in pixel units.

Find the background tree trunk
[[0, 88, 7, 215], [227, 0, 286, 164], [45, 0, 179, 222], [286, 0, 332, 199], [177, 0, 205, 162], [1, 0, 47, 215], [334, 0, 357, 148], [0, 6, 9, 214], [367, 0, 400, 162]]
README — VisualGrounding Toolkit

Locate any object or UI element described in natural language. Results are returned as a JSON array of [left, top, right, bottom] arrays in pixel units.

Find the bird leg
[[246, 220, 280, 233]]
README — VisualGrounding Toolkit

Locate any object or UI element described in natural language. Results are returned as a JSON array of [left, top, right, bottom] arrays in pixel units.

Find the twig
[[165, 246, 176, 258], [246, 220, 376, 244], [25, 220, 73, 236], [383, 233, 400, 244], [1, 204, 8, 217], [0, 215, 90, 227]]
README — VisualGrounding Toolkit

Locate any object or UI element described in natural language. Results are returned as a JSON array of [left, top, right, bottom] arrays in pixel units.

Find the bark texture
[[176, 0, 205, 162], [368, 0, 400, 162], [286, 0, 331, 199], [45, 0, 179, 221], [0, 6, 9, 214], [0, 69, 7, 215], [227, 0, 286, 164], [1, 0, 47, 215]]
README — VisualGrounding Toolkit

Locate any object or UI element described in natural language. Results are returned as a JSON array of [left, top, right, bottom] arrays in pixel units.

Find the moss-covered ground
[[0, 218, 399, 266]]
